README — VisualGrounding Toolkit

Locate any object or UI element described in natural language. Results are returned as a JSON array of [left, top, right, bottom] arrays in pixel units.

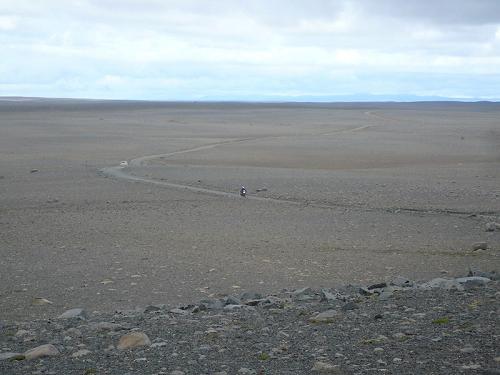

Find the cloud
[[0, 16, 17, 30], [0, 0, 499, 100]]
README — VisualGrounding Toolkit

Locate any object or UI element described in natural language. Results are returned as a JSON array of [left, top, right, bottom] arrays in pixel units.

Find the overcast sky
[[1, 0, 500, 100]]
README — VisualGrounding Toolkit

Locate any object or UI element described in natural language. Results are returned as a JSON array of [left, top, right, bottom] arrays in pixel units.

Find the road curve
[[99, 113, 497, 216], [101, 121, 375, 204]]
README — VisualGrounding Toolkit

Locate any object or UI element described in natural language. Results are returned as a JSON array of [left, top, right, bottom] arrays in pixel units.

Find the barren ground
[[0, 99, 499, 320]]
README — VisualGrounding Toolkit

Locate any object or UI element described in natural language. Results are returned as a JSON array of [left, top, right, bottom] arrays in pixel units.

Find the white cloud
[[0, 0, 499, 100], [0, 16, 17, 30]]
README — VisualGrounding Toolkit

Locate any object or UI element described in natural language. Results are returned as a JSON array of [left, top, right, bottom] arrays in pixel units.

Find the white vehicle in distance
[[120, 161, 128, 167]]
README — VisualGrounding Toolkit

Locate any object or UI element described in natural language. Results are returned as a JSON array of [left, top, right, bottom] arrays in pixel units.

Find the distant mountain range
[[1, 94, 499, 103], [195, 93, 500, 102]]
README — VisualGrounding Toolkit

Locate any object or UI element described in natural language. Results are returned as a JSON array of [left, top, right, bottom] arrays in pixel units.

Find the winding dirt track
[[101, 122, 374, 204], [100, 112, 497, 217]]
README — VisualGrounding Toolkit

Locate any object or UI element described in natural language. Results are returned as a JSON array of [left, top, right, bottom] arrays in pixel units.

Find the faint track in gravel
[[101, 122, 373, 202], [100, 112, 498, 217]]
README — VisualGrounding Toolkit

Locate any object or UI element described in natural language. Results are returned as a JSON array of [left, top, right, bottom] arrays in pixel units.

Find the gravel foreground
[[1, 271, 499, 375]]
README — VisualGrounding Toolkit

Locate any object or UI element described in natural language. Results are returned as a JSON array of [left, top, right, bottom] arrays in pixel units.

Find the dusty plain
[[0, 99, 499, 320]]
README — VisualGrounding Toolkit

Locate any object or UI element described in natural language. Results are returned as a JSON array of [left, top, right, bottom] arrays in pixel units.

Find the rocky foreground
[[1, 270, 499, 375]]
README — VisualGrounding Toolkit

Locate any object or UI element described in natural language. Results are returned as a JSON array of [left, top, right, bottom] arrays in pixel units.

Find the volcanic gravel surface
[[1, 272, 498, 375]]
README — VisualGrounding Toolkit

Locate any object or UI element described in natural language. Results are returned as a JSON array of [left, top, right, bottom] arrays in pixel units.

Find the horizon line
[[1, 95, 499, 104]]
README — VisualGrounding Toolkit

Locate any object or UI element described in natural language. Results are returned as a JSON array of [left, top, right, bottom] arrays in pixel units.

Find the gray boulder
[[58, 308, 86, 319], [419, 278, 464, 291]]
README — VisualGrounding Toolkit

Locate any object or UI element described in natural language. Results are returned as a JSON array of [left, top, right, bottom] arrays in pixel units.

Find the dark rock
[[169, 308, 190, 315], [224, 295, 242, 306], [199, 299, 225, 310], [245, 299, 266, 306], [390, 276, 414, 287], [144, 305, 162, 313], [359, 287, 374, 296], [468, 268, 498, 280], [239, 291, 262, 301], [472, 242, 488, 251], [260, 296, 284, 309], [320, 288, 341, 302], [368, 282, 387, 290], [341, 301, 359, 311]]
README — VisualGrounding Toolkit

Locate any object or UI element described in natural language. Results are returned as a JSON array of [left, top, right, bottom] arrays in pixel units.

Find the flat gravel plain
[[0, 99, 499, 327]]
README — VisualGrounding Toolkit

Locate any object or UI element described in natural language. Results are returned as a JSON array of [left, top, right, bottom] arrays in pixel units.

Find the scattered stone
[[311, 361, 343, 373], [309, 310, 341, 323], [359, 287, 374, 296], [71, 349, 91, 358], [320, 288, 344, 302], [224, 295, 242, 305], [224, 304, 253, 312], [260, 295, 284, 308], [58, 308, 86, 319], [32, 298, 53, 305], [276, 330, 289, 340], [472, 242, 488, 251], [64, 328, 82, 337], [0, 270, 498, 374], [117, 331, 151, 350], [368, 282, 387, 290], [14, 329, 30, 337], [468, 268, 498, 280], [378, 290, 394, 301], [169, 308, 189, 315], [239, 291, 262, 301], [485, 222, 499, 232], [199, 299, 225, 310], [237, 368, 255, 375], [0, 352, 23, 361], [144, 305, 162, 313], [24, 344, 60, 360], [393, 332, 406, 340], [151, 341, 168, 348], [292, 287, 314, 300], [30, 169, 39, 173], [341, 301, 359, 311], [461, 364, 481, 370], [90, 322, 124, 332], [390, 276, 414, 287], [455, 276, 491, 287], [460, 346, 475, 354], [419, 278, 464, 291]]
